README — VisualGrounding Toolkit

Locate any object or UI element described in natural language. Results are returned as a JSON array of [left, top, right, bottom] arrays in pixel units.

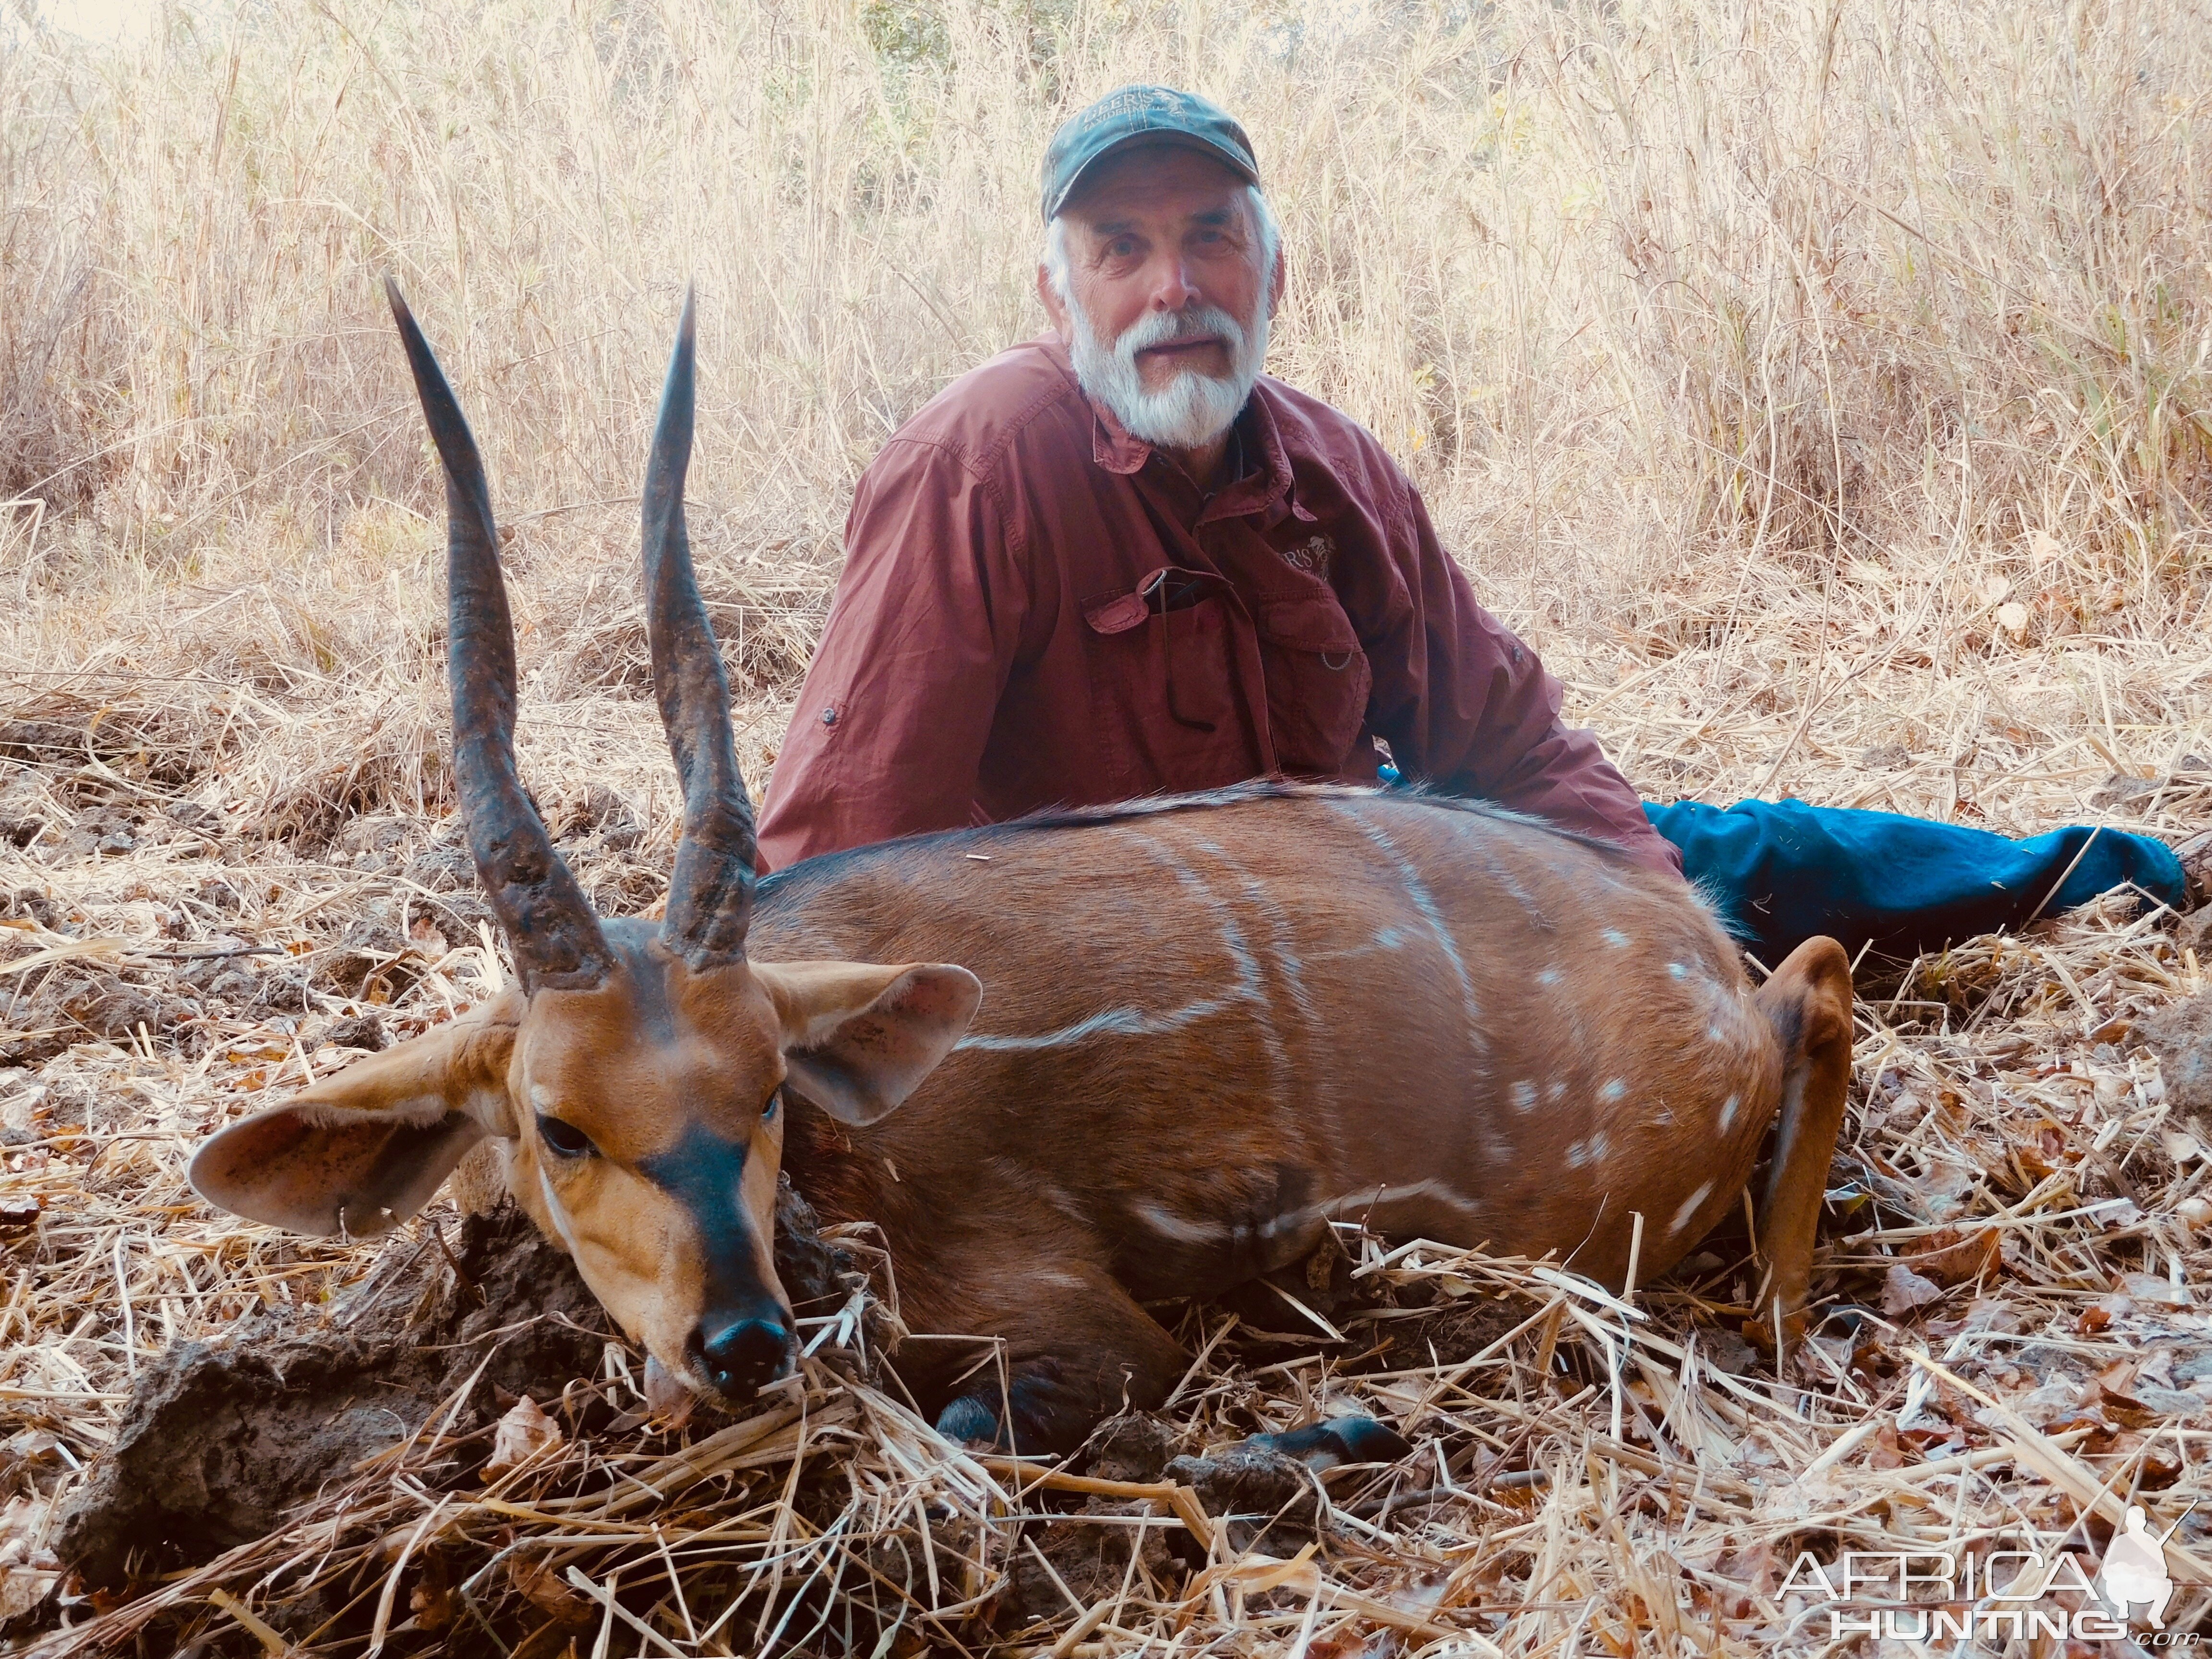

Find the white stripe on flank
[[1333, 803, 1484, 1045], [956, 997, 1238, 1051], [1719, 1093, 1740, 1133], [1135, 1202, 1224, 1244], [1670, 1180, 1715, 1236], [1320, 1179, 1482, 1218]]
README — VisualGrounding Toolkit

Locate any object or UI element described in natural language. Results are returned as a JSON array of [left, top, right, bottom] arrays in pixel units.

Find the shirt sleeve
[[756, 438, 1028, 871], [1368, 484, 1683, 880]]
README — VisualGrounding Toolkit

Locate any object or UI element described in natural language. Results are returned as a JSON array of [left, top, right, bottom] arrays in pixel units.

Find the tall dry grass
[[22, 0, 2212, 553]]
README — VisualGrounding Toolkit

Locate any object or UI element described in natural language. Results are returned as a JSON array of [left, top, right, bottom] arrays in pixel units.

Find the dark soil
[[53, 1178, 855, 1593], [2140, 990, 2212, 1132], [53, 1202, 605, 1590]]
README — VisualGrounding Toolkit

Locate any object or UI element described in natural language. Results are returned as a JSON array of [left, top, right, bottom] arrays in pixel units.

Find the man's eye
[[536, 1113, 596, 1159]]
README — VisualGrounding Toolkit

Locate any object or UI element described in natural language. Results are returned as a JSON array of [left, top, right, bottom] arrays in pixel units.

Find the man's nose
[[1145, 255, 1198, 313], [690, 1314, 791, 1398]]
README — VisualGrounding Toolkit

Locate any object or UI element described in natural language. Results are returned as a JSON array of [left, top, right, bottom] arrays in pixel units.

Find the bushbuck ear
[[188, 994, 524, 1238], [759, 962, 982, 1127]]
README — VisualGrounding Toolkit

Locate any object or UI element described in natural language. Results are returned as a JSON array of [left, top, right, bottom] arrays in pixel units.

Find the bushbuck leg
[[1751, 936, 1855, 1355], [927, 1256, 1187, 1452]]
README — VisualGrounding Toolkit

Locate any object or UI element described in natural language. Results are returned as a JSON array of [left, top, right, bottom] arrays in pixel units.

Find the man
[[757, 85, 2200, 967]]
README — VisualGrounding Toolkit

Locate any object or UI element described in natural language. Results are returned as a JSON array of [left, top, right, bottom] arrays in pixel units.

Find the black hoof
[[1249, 1415, 1413, 1470], [934, 1395, 1000, 1448]]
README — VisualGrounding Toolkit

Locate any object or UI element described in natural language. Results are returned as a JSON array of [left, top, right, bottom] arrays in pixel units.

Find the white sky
[[26, 0, 164, 41]]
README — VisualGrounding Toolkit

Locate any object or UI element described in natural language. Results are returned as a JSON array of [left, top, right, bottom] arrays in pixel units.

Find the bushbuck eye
[[536, 1113, 596, 1159], [763, 1088, 782, 1121]]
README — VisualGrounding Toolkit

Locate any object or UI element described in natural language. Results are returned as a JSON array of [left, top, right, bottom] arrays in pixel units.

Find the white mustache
[[1114, 304, 1244, 361]]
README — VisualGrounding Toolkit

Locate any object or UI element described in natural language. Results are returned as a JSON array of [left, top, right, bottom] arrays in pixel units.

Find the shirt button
[[821, 707, 839, 727]]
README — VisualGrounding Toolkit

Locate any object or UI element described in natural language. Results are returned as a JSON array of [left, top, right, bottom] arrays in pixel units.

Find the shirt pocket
[[1256, 594, 1372, 777], [1082, 570, 1256, 796]]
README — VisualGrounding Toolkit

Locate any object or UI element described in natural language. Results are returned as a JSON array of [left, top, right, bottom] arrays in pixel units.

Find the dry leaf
[[1995, 601, 2030, 638], [1904, 1227, 2003, 1289], [509, 1555, 593, 1627], [483, 1395, 563, 1479], [1881, 1263, 1945, 1316]]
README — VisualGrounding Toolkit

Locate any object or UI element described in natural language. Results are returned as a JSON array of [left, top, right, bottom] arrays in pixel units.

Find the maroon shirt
[[757, 334, 1680, 878]]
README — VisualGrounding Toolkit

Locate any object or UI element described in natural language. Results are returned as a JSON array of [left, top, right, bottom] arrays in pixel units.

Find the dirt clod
[[2141, 991, 2212, 1130], [53, 1203, 605, 1589], [54, 1177, 857, 1592], [1082, 1411, 1180, 1483], [1162, 1442, 1316, 1555]]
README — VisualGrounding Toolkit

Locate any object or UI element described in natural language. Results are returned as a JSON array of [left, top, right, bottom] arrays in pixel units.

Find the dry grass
[[5, 0, 2212, 1651]]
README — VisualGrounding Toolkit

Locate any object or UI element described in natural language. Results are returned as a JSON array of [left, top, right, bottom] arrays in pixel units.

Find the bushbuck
[[190, 286, 1855, 1453]]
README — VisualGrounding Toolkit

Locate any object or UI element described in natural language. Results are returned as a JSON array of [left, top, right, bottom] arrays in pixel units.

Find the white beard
[[1068, 295, 1269, 452]]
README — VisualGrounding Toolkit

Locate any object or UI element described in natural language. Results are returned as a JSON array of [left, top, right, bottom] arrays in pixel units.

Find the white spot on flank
[[1599, 1079, 1625, 1103], [1707, 1024, 1726, 1043], [1587, 1131, 1611, 1163], [1510, 1080, 1537, 1112], [1719, 1094, 1740, 1133], [1670, 1180, 1715, 1236], [1547, 1080, 1567, 1102], [1668, 961, 1688, 980], [1136, 1202, 1224, 1245], [1565, 1139, 1588, 1169], [1602, 928, 1630, 948], [1537, 967, 1562, 986]]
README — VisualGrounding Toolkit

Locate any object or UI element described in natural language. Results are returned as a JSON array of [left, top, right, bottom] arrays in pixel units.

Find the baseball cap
[[1040, 85, 1260, 223]]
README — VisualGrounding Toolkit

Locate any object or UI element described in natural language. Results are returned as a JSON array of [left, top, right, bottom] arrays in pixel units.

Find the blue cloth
[[1644, 798, 2188, 968]]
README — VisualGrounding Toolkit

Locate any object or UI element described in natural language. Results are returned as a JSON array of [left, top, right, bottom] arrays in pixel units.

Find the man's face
[[1041, 145, 1279, 395], [1038, 147, 1285, 457]]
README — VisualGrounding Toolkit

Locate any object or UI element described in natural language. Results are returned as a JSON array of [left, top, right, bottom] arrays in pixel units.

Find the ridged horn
[[385, 277, 612, 991], [643, 288, 757, 967]]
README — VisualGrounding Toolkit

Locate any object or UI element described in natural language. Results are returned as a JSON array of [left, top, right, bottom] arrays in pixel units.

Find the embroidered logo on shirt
[[1278, 534, 1334, 577]]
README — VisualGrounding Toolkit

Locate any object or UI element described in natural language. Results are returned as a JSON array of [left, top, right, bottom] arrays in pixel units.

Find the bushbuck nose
[[694, 1317, 789, 1397]]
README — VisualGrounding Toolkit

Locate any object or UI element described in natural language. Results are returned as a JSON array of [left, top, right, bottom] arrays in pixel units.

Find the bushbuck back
[[191, 290, 1855, 1453]]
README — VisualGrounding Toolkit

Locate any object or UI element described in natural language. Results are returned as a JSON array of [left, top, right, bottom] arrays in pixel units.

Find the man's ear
[[758, 962, 982, 1128], [189, 994, 523, 1238]]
